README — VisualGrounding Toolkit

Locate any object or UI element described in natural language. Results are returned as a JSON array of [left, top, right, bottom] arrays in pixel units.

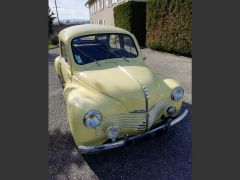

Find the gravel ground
[[48, 48, 192, 180]]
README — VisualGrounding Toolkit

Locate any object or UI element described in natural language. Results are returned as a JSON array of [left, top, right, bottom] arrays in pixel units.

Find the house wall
[[88, 0, 147, 26]]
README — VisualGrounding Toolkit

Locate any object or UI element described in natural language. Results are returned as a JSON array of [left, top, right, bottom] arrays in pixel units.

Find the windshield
[[71, 33, 138, 65]]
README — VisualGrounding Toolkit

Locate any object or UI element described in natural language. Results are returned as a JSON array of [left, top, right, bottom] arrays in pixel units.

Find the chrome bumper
[[78, 109, 188, 154]]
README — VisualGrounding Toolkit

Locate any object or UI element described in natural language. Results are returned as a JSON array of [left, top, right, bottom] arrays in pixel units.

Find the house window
[[94, 2, 97, 13], [98, 20, 105, 25], [90, 5, 93, 14], [97, 0, 100, 11], [101, 0, 104, 9], [106, 0, 113, 7]]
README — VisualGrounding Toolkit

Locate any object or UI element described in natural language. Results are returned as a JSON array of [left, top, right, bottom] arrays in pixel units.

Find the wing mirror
[[143, 55, 147, 61]]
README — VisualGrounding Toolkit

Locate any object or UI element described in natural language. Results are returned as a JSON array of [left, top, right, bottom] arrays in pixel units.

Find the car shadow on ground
[[48, 102, 192, 180], [82, 102, 192, 180], [48, 129, 85, 179]]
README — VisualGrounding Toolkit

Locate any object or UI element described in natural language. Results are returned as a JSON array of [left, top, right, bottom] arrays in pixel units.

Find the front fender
[[54, 56, 62, 76], [64, 80, 127, 146], [155, 73, 183, 114]]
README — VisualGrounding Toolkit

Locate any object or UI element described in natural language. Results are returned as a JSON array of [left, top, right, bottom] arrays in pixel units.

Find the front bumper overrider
[[78, 109, 188, 154]]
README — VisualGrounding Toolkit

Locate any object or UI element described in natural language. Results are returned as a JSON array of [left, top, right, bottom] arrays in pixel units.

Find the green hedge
[[114, 2, 146, 46], [146, 0, 192, 57]]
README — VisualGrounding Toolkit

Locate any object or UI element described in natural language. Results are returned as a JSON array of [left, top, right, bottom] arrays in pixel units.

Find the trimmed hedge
[[114, 2, 146, 46], [146, 0, 192, 57]]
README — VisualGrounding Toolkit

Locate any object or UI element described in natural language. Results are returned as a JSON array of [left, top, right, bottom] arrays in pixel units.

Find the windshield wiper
[[97, 46, 129, 62], [74, 46, 101, 66]]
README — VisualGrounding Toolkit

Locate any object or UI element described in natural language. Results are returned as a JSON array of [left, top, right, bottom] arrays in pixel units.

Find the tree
[[48, 7, 55, 37]]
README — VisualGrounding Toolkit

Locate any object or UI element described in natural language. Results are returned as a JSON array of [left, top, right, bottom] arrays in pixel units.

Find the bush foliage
[[114, 2, 146, 46], [51, 35, 59, 45], [146, 0, 192, 57], [48, 7, 55, 37]]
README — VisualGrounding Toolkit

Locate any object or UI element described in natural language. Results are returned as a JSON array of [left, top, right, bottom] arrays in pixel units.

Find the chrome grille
[[96, 113, 146, 136], [96, 101, 168, 137]]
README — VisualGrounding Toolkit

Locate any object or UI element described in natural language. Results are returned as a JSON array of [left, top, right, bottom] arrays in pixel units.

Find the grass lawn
[[48, 43, 58, 49]]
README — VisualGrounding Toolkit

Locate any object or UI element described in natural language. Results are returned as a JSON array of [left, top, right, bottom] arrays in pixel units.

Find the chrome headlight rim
[[171, 87, 184, 101], [83, 110, 102, 128]]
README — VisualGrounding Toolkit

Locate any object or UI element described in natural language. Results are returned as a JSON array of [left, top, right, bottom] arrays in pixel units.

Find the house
[[85, 0, 147, 26]]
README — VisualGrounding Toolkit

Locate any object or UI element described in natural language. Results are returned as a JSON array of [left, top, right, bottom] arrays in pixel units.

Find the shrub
[[51, 35, 59, 45], [48, 7, 55, 37], [146, 0, 192, 57], [114, 2, 146, 46]]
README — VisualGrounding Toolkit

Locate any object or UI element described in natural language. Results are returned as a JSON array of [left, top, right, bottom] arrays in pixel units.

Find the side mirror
[[143, 55, 147, 61]]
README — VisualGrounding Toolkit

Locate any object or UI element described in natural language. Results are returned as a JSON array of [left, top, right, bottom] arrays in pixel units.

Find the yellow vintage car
[[55, 24, 188, 153]]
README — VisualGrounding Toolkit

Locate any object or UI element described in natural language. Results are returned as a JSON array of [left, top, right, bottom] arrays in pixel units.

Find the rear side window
[[60, 41, 68, 63]]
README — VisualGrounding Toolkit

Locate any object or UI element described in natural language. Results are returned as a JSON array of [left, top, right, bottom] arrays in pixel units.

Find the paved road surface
[[48, 48, 192, 180]]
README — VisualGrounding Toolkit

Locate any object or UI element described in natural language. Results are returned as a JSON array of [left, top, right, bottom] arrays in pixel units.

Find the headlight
[[171, 87, 184, 101], [167, 106, 177, 116], [83, 110, 102, 128], [107, 125, 120, 141]]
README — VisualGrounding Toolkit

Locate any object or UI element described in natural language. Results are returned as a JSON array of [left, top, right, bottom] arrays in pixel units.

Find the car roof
[[58, 24, 132, 43]]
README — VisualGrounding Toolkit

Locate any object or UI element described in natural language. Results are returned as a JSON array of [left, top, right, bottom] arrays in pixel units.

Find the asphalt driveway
[[48, 48, 192, 180]]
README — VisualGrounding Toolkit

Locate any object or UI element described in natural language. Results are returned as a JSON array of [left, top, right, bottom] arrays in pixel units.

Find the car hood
[[76, 65, 160, 111]]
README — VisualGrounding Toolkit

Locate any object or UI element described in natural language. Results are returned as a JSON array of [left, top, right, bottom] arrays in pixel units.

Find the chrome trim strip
[[78, 140, 125, 154], [78, 109, 188, 154], [170, 109, 189, 126], [130, 110, 146, 113], [142, 85, 149, 131]]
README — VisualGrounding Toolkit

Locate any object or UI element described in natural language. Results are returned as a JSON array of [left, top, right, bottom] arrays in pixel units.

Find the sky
[[48, 0, 89, 21]]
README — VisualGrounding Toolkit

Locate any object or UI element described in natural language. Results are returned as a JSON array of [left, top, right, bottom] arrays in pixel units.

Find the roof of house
[[58, 24, 132, 43], [85, 0, 94, 5]]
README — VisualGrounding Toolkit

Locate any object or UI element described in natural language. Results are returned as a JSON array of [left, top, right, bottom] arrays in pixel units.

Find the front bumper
[[78, 109, 188, 154]]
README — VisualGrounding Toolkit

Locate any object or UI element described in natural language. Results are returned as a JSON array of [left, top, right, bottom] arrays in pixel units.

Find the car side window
[[60, 41, 68, 63], [123, 36, 137, 56]]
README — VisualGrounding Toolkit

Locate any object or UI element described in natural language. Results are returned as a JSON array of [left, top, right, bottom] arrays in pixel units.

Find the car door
[[60, 41, 71, 85]]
